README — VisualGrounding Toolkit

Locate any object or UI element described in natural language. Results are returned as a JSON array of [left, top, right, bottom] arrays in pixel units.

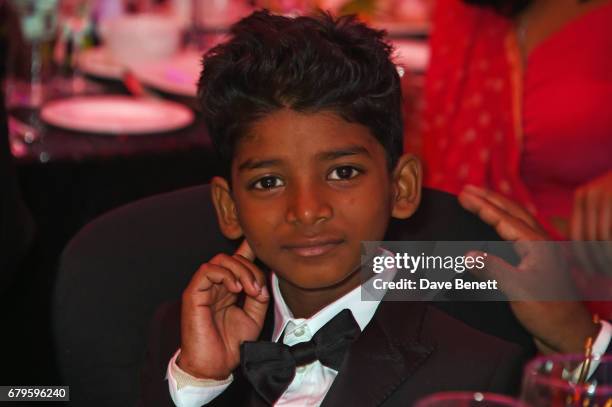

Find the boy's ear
[[390, 153, 422, 219], [211, 176, 244, 239]]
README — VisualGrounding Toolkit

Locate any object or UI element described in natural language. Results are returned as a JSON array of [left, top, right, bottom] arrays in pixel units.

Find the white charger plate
[[79, 48, 204, 97], [41, 96, 194, 135], [128, 51, 203, 97]]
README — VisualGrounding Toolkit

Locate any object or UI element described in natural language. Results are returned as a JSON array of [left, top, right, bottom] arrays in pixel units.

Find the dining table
[[10, 69, 220, 282]]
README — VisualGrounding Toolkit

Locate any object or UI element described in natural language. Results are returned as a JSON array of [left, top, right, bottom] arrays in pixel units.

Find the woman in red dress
[[418, 0, 612, 327], [420, 0, 612, 240]]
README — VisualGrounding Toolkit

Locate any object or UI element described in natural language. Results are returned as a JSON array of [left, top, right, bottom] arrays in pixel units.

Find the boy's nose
[[285, 184, 333, 226]]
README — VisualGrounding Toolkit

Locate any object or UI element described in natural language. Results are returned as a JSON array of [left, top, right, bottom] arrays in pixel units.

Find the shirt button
[[294, 327, 305, 337]]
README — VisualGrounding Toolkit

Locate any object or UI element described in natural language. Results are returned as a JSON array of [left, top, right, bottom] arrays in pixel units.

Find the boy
[[140, 10, 533, 407]]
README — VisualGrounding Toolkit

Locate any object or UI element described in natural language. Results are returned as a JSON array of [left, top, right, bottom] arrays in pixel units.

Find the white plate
[[390, 39, 430, 73], [78, 47, 125, 79], [41, 96, 194, 134], [129, 51, 203, 97]]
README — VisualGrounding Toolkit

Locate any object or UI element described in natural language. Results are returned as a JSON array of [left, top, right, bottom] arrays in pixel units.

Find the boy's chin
[[276, 266, 363, 292]]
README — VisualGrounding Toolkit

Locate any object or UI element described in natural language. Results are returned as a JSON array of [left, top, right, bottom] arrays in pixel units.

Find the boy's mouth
[[282, 237, 345, 258]]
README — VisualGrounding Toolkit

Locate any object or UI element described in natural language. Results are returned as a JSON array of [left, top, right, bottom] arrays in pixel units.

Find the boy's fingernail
[[260, 286, 269, 298], [253, 280, 261, 291], [236, 281, 243, 290]]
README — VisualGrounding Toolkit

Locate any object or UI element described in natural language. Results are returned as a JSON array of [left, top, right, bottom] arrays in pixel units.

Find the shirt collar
[[271, 248, 396, 343]]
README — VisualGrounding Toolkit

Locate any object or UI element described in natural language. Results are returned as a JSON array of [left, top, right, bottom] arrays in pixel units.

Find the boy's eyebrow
[[316, 146, 371, 161], [238, 158, 282, 171], [237, 146, 371, 172]]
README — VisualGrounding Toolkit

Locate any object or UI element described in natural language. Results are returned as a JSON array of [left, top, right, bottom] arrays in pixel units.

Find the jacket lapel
[[321, 301, 435, 407]]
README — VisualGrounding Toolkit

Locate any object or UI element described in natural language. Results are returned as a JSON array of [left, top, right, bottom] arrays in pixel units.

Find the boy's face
[[213, 108, 420, 293]]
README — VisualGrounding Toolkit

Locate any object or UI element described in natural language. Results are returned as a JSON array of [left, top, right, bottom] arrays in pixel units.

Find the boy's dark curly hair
[[197, 10, 403, 177]]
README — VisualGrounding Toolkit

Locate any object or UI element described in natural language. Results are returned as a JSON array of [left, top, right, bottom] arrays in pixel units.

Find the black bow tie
[[240, 308, 361, 405]]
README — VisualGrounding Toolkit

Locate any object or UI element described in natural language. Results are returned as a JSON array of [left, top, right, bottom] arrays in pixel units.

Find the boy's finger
[[189, 286, 238, 308], [210, 254, 260, 297], [200, 268, 243, 293], [233, 254, 267, 288], [243, 285, 270, 329], [182, 264, 242, 305], [235, 239, 256, 262], [190, 263, 233, 291]]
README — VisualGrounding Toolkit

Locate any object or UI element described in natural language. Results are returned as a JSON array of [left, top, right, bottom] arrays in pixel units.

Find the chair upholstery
[[53, 184, 530, 407], [54, 185, 233, 406]]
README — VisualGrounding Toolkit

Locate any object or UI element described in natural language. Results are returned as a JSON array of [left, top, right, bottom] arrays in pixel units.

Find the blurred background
[[0, 0, 431, 404], [2, 0, 611, 406]]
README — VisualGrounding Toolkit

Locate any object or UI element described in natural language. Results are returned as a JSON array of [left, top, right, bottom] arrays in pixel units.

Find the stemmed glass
[[6, 0, 59, 155], [6, 0, 59, 108], [57, 0, 95, 95]]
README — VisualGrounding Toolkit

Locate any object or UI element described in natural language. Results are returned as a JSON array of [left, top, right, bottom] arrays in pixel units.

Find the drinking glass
[[6, 0, 59, 108], [521, 355, 612, 407]]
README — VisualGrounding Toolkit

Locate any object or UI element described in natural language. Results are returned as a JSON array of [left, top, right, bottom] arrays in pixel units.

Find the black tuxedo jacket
[[139, 298, 531, 407]]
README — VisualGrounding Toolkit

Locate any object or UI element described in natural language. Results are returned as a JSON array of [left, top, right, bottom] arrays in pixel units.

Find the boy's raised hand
[[178, 240, 270, 379]]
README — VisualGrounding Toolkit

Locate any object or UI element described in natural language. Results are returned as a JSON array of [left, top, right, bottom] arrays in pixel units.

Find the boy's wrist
[[174, 351, 233, 385], [176, 350, 233, 381]]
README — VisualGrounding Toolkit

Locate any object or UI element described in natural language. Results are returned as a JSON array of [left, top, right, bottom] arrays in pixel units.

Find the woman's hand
[[459, 185, 599, 354], [458, 184, 547, 241], [571, 170, 612, 241]]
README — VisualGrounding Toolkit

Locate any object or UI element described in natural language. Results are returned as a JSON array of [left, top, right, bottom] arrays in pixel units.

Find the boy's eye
[[252, 176, 285, 190], [328, 166, 362, 180]]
